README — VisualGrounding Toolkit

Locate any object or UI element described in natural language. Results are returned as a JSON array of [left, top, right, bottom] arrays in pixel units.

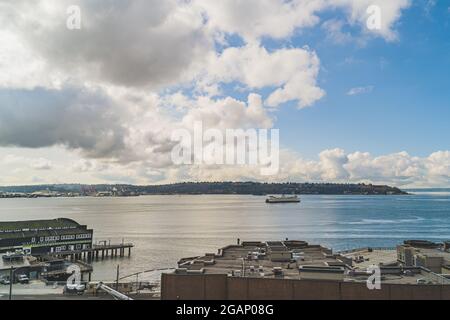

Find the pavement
[[0, 293, 159, 300], [0, 293, 118, 300], [0, 280, 159, 300], [0, 280, 63, 296]]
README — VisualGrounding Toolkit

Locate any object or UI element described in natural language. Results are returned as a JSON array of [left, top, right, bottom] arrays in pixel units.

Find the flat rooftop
[[0, 218, 82, 233], [341, 248, 398, 269], [178, 241, 336, 277], [176, 240, 450, 285], [412, 247, 450, 261]]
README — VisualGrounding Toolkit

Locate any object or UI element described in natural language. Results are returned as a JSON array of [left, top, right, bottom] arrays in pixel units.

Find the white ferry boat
[[265, 195, 301, 204]]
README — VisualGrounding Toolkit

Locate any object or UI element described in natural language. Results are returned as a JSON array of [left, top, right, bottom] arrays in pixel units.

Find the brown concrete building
[[397, 240, 450, 274], [162, 240, 450, 300]]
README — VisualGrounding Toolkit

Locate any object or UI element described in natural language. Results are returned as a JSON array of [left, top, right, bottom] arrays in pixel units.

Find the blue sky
[[0, 0, 449, 187], [267, 1, 450, 158]]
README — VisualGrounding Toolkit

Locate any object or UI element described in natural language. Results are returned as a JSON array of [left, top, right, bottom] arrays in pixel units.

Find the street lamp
[[9, 266, 14, 300]]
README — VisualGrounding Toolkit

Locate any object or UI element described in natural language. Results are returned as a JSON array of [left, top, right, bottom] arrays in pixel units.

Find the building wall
[[299, 271, 344, 281], [0, 230, 93, 254], [161, 274, 450, 300], [269, 252, 292, 262], [397, 245, 416, 266]]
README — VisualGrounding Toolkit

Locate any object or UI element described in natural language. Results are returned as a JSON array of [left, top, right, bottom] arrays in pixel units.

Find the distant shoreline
[[0, 182, 408, 198], [0, 193, 411, 200]]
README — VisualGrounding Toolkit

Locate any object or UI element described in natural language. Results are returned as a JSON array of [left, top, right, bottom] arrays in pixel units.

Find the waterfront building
[[0, 218, 93, 255], [162, 240, 450, 300]]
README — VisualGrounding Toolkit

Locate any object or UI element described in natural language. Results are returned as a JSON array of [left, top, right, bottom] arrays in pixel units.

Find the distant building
[[397, 240, 450, 274], [0, 218, 93, 255]]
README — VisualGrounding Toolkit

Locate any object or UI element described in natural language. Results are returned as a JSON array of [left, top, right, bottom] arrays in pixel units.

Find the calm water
[[0, 193, 449, 282]]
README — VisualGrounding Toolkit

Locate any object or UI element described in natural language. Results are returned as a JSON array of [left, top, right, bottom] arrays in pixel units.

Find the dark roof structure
[[0, 218, 81, 233]]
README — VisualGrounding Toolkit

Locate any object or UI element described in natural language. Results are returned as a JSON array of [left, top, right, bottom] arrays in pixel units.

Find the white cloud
[[31, 158, 53, 170], [1, 148, 449, 187], [196, 0, 411, 43], [0, 0, 410, 92], [426, 151, 450, 179], [322, 19, 355, 44], [1, 154, 53, 171], [278, 149, 450, 187], [0, 0, 430, 187], [205, 44, 325, 108], [196, 0, 411, 42], [194, 0, 324, 42], [183, 94, 273, 130], [330, 0, 411, 42], [0, 0, 213, 89], [319, 148, 350, 180], [347, 85, 374, 96]]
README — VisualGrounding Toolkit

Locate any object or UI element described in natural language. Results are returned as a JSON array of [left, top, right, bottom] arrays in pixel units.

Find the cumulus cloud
[[1, 146, 449, 187], [0, 0, 212, 89], [31, 158, 53, 170], [0, 85, 274, 170], [196, 0, 411, 43], [0, 0, 432, 187], [183, 94, 273, 130], [143, 149, 450, 187], [0, 87, 127, 159], [426, 151, 450, 180], [0, 0, 410, 91], [1, 154, 53, 171], [194, 0, 324, 42], [274, 149, 450, 187], [203, 44, 325, 108], [318, 148, 350, 180], [330, 0, 411, 41]]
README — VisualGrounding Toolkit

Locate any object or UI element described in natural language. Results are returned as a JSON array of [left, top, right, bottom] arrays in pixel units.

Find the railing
[[337, 247, 397, 254]]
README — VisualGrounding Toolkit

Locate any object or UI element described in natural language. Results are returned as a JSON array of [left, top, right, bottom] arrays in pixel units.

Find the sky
[[0, 0, 449, 187]]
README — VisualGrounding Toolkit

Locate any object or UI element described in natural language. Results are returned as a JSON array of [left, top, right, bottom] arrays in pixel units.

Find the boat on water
[[265, 195, 301, 204], [1, 249, 26, 262]]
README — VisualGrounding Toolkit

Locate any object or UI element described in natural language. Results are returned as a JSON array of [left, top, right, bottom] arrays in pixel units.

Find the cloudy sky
[[0, 0, 449, 187]]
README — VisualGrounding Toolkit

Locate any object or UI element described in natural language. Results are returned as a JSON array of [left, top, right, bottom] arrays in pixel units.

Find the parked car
[[0, 277, 11, 285], [17, 274, 29, 284]]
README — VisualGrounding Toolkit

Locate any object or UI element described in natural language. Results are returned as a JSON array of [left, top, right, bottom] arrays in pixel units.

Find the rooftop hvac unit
[[273, 267, 283, 276]]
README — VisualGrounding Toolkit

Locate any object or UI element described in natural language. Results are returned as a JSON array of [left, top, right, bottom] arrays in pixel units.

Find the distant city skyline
[[0, 0, 449, 187]]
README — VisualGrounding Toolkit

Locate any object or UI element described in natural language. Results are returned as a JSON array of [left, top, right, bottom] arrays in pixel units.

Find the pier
[[34, 242, 134, 262]]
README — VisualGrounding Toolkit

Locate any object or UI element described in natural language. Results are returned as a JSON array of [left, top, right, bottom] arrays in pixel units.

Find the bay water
[[0, 193, 448, 282]]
